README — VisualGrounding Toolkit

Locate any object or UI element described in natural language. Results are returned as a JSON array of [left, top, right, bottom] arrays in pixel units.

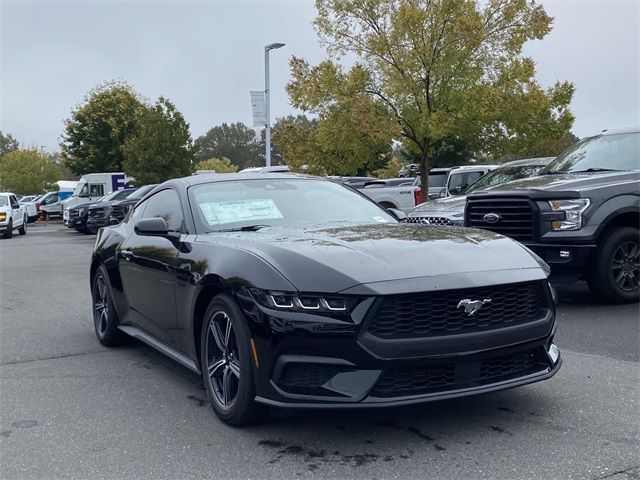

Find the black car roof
[[166, 172, 320, 189]]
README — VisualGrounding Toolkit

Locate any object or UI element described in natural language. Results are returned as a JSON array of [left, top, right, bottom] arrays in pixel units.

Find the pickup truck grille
[[110, 205, 127, 220], [88, 207, 108, 218], [405, 216, 453, 226], [465, 198, 535, 242], [68, 210, 80, 220], [366, 281, 547, 339]]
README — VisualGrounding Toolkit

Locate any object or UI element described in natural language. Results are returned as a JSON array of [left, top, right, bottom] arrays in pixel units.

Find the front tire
[[91, 265, 126, 346], [2, 220, 12, 239], [18, 216, 27, 235], [200, 294, 265, 426], [588, 226, 639, 304]]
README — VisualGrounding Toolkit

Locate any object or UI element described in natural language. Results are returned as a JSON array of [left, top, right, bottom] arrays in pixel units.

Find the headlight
[[548, 198, 590, 231], [0, 213, 6, 222], [251, 289, 358, 314]]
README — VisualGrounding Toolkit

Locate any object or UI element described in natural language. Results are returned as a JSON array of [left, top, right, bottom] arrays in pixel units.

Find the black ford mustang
[[91, 173, 561, 425]]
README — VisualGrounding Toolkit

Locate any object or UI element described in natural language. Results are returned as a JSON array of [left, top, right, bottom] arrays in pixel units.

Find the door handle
[[120, 249, 134, 261]]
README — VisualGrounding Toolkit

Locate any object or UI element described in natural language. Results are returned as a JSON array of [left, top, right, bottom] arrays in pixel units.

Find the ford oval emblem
[[483, 213, 501, 224]]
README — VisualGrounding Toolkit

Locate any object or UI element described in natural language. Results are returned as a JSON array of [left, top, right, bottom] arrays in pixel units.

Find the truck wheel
[[18, 216, 27, 235], [2, 220, 12, 239], [589, 226, 639, 304]]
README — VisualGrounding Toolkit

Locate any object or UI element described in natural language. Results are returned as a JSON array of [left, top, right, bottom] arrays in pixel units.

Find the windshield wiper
[[568, 168, 620, 174], [208, 224, 270, 233]]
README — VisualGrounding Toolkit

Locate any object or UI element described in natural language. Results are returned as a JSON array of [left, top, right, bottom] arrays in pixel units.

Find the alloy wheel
[[93, 275, 109, 336], [205, 311, 240, 409], [612, 241, 639, 291]]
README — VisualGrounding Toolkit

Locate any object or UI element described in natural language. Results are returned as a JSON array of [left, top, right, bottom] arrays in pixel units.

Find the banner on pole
[[250, 91, 266, 127]]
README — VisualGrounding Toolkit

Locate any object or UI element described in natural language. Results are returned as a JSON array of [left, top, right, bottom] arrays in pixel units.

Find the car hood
[[478, 171, 640, 193], [409, 195, 467, 215], [0, 206, 10, 214], [195, 223, 544, 293]]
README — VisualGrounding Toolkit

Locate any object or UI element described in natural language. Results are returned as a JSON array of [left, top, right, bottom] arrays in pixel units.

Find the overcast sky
[[1, 0, 638, 152]]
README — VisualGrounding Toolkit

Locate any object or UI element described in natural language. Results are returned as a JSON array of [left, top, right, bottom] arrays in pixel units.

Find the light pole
[[264, 42, 285, 167]]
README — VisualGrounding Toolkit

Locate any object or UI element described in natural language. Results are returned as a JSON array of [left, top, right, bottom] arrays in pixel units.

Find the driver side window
[[140, 189, 185, 232]]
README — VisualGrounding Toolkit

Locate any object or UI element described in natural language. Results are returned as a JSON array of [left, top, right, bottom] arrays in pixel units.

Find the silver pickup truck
[[359, 165, 496, 211]]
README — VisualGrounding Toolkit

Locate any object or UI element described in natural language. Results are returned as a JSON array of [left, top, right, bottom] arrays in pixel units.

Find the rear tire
[[588, 226, 639, 304], [91, 265, 126, 346], [200, 293, 265, 426], [18, 216, 27, 235]]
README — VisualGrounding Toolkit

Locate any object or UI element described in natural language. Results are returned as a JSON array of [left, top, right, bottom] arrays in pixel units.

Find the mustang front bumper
[[237, 282, 561, 408]]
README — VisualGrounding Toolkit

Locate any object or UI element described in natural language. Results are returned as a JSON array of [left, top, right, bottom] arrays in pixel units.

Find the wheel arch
[[595, 208, 640, 241], [192, 275, 230, 369]]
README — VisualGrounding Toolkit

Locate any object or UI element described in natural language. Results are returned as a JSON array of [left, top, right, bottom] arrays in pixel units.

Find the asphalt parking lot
[[1, 223, 638, 480]]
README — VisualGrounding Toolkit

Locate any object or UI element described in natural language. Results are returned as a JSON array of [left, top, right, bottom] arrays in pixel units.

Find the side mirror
[[386, 208, 407, 221], [135, 217, 169, 236], [134, 217, 181, 243]]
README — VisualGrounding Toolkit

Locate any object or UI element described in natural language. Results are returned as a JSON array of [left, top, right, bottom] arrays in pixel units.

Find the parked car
[[108, 184, 158, 224], [38, 190, 73, 218], [86, 188, 137, 233], [20, 195, 42, 223], [465, 126, 639, 304], [90, 172, 561, 426], [0, 192, 28, 238], [330, 176, 379, 189], [398, 163, 418, 177], [411, 165, 498, 199], [61, 172, 134, 223], [358, 166, 495, 211], [406, 158, 554, 226], [69, 188, 136, 233]]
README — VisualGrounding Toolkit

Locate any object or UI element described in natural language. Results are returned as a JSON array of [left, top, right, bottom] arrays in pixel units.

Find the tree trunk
[[419, 144, 430, 204]]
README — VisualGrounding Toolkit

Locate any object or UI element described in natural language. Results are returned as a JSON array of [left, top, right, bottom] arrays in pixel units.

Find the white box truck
[[61, 173, 134, 224]]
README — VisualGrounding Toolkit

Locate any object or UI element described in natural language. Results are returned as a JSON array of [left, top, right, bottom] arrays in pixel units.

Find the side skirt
[[118, 325, 201, 374]]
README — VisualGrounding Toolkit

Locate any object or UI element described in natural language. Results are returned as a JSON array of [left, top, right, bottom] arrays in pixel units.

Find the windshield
[[72, 182, 86, 196], [412, 172, 448, 187], [541, 132, 640, 173], [190, 178, 395, 231], [0, 196, 8, 207], [127, 184, 156, 200], [467, 164, 548, 193]]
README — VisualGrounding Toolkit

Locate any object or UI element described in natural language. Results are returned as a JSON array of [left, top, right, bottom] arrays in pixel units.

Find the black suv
[[465, 127, 639, 304]]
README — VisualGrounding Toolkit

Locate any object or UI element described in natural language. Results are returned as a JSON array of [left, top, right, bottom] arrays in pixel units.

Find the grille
[[68, 210, 80, 220], [278, 364, 344, 395], [371, 349, 544, 398], [367, 281, 546, 339], [405, 216, 453, 226], [111, 205, 127, 220], [88, 207, 108, 219], [373, 364, 455, 397], [466, 199, 535, 241]]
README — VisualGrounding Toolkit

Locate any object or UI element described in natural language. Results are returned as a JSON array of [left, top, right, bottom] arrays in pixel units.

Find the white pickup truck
[[0, 192, 28, 238], [359, 165, 497, 211]]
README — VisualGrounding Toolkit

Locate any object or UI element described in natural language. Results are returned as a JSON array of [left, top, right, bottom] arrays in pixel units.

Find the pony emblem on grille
[[457, 298, 492, 316]]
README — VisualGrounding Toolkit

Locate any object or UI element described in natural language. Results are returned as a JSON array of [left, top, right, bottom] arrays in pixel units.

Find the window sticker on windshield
[[199, 199, 284, 225], [373, 216, 388, 223]]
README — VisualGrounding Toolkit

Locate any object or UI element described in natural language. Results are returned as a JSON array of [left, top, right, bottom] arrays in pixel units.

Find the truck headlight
[[0, 213, 6, 222], [548, 199, 590, 231]]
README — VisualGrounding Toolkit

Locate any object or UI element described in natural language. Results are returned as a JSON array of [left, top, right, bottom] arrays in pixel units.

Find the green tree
[[272, 110, 392, 176], [372, 155, 404, 178], [0, 131, 19, 158], [193, 122, 261, 170], [289, 0, 574, 200], [196, 157, 238, 173], [513, 131, 579, 159], [122, 97, 194, 185], [61, 81, 147, 175], [0, 149, 61, 194]]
